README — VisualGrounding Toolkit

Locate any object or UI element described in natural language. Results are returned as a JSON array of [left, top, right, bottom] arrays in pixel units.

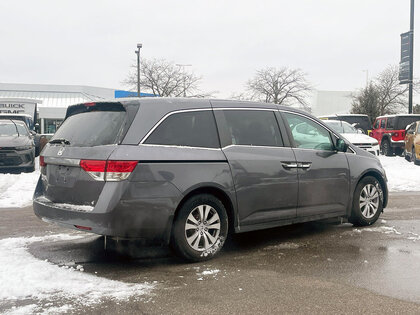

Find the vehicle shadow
[[29, 220, 349, 268]]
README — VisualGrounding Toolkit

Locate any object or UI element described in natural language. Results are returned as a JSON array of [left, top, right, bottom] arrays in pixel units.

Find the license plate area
[[47, 164, 80, 187]]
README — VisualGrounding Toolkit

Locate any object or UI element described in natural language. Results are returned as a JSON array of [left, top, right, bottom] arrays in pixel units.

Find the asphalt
[[1, 192, 420, 314]]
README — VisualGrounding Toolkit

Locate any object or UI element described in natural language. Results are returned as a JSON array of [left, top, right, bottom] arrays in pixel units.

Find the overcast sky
[[0, 0, 417, 97]]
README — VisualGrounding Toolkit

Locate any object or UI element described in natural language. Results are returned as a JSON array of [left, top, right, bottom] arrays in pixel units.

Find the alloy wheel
[[184, 204, 221, 251], [359, 184, 379, 219]]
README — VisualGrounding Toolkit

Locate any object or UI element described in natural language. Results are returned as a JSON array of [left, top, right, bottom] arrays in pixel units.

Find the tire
[[349, 176, 383, 226], [404, 148, 411, 161], [171, 194, 228, 262], [381, 139, 392, 156], [413, 147, 420, 165]]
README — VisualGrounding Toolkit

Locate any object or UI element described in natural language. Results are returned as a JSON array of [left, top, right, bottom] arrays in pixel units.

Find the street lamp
[[176, 64, 192, 97], [135, 43, 142, 97], [362, 69, 369, 87]]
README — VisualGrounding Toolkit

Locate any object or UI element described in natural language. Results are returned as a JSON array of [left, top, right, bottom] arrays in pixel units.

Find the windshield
[[325, 121, 357, 134], [51, 111, 126, 147], [0, 123, 18, 137]]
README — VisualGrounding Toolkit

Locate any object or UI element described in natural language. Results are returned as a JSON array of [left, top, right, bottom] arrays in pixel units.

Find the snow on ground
[[0, 158, 39, 208], [0, 233, 154, 314], [378, 156, 420, 192], [0, 156, 419, 210]]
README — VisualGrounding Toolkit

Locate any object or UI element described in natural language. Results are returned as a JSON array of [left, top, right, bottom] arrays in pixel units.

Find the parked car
[[318, 114, 372, 135], [0, 113, 41, 156], [371, 114, 420, 156], [0, 119, 35, 172], [34, 98, 388, 262], [404, 121, 420, 165], [323, 120, 379, 155]]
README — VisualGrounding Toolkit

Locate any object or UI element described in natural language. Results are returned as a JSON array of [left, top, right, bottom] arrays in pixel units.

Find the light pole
[[408, 0, 414, 113], [176, 64, 192, 97], [135, 43, 142, 97], [362, 69, 369, 87]]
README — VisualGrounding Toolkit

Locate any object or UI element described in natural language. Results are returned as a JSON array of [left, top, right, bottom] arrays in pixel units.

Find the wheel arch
[[172, 185, 237, 236], [352, 170, 388, 212]]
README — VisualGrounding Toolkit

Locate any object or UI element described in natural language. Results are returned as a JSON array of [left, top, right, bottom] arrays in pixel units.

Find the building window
[[44, 119, 63, 134]]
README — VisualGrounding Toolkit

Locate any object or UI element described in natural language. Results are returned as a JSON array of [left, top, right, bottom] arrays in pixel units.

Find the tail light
[[40, 156, 46, 175], [80, 160, 138, 181], [40, 156, 46, 167]]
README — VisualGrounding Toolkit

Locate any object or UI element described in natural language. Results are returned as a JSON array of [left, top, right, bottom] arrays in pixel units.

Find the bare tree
[[351, 65, 410, 121], [123, 58, 216, 97], [246, 67, 312, 110], [375, 65, 408, 114]]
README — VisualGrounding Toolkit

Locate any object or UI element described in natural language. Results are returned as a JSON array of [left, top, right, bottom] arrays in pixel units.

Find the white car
[[323, 120, 380, 156]]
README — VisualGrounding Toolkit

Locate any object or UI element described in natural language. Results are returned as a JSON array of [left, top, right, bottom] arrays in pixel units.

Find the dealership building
[[0, 83, 151, 134]]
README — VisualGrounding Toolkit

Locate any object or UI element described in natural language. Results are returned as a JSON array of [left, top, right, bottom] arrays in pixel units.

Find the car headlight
[[372, 141, 378, 146], [15, 145, 32, 150]]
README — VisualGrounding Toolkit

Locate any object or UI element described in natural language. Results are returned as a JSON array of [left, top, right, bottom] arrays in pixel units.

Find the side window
[[380, 119, 386, 128], [373, 119, 380, 129], [283, 112, 334, 151], [216, 110, 283, 147], [144, 110, 220, 148], [386, 117, 395, 129], [417, 123, 420, 134]]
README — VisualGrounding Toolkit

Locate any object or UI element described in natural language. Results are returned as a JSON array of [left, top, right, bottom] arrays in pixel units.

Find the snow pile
[[0, 157, 39, 208], [379, 156, 420, 192], [0, 234, 154, 314]]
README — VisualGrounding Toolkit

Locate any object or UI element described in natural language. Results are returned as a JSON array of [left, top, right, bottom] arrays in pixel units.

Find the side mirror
[[35, 123, 40, 133], [357, 128, 365, 134], [336, 138, 348, 152]]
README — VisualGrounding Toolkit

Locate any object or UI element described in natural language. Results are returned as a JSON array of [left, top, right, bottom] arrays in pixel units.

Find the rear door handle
[[281, 162, 299, 169]]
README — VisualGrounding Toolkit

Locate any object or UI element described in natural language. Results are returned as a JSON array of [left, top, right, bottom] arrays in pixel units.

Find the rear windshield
[[395, 116, 420, 130], [51, 111, 126, 147], [0, 123, 18, 136]]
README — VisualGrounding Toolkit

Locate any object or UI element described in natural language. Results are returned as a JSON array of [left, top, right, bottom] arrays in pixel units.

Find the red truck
[[371, 114, 420, 156]]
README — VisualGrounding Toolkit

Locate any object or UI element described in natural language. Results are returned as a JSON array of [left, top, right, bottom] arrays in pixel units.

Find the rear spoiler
[[65, 102, 126, 119]]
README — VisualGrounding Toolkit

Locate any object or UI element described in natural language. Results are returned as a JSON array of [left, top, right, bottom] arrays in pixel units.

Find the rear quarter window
[[144, 110, 220, 148]]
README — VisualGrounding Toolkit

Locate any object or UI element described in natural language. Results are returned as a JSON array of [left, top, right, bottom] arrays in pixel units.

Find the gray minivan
[[33, 98, 388, 261]]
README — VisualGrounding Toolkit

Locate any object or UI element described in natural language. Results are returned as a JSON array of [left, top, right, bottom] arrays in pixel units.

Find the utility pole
[[408, 0, 414, 114], [176, 64, 192, 97], [362, 69, 369, 87], [135, 43, 142, 97]]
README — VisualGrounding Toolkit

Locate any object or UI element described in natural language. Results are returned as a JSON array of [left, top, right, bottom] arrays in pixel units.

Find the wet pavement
[[1, 192, 420, 314]]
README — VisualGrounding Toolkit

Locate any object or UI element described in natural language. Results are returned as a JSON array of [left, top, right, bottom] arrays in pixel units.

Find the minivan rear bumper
[[33, 178, 180, 244]]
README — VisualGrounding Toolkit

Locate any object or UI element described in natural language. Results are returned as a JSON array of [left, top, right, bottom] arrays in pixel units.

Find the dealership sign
[[0, 98, 40, 118], [399, 31, 413, 84]]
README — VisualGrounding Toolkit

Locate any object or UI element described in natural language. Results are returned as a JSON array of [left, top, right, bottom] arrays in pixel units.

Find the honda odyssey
[[33, 98, 388, 261]]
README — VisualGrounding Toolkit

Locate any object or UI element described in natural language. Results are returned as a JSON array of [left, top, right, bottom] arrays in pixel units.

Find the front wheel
[[349, 176, 383, 226], [171, 194, 228, 262]]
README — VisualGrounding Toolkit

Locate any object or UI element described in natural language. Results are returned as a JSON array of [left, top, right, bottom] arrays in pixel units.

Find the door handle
[[281, 162, 298, 169], [298, 162, 312, 169]]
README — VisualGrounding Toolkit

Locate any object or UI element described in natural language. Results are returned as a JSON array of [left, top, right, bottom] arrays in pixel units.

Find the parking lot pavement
[[1, 192, 420, 314]]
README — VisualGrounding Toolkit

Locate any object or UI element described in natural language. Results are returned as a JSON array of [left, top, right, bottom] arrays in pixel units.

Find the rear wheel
[[171, 194, 228, 262], [413, 147, 420, 165], [349, 176, 383, 226], [381, 139, 392, 156]]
